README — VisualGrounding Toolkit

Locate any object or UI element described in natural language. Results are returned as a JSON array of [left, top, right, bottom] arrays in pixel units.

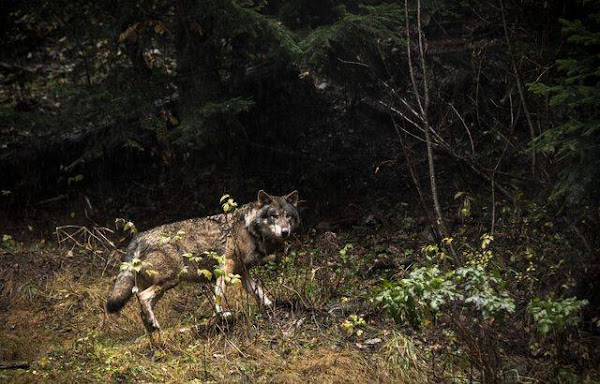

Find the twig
[[375, 36, 437, 245], [499, 0, 537, 179], [0, 363, 29, 370], [474, 56, 483, 128], [378, 101, 428, 142], [390, 110, 434, 223], [491, 136, 511, 234], [280, 284, 311, 310], [337, 58, 371, 68], [569, 222, 592, 254], [225, 338, 249, 358], [449, 103, 475, 155], [404, 1, 423, 115], [56, 226, 86, 249], [35, 195, 67, 206]]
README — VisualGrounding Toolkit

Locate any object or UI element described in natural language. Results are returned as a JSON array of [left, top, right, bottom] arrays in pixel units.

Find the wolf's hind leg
[[138, 285, 162, 332], [137, 282, 175, 333]]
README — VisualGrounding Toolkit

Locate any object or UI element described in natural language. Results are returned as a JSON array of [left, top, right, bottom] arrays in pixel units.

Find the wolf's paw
[[144, 319, 161, 333], [261, 297, 274, 308], [140, 311, 161, 333], [216, 310, 235, 325], [219, 311, 233, 319], [151, 318, 161, 331]]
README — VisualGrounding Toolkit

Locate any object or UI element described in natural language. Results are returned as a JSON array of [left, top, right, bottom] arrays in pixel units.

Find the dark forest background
[[1, 0, 599, 382]]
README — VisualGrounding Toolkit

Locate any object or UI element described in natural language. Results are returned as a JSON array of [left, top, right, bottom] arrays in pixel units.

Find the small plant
[[67, 174, 84, 186], [402, 216, 414, 229], [382, 330, 428, 382], [211, 252, 241, 285], [454, 264, 515, 320], [220, 194, 238, 213], [374, 266, 459, 328], [180, 250, 240, 284], [158, 229, 186, 246], [528, 296, 588, 336], [1, 234, 16, 250], [375, 235, 515, 325], [528, 296, 588, 359], [338, 243, 359, 274], [115, 218, 137, 235], [339, 243, 354, 258], [375, 236, 515, 381], [181, 252, 213, 280], [454, 191, 474, 218], [342, 314, 367, 336], [120, 257, 143, 274], [480, 233, 493, 250], [120, 257, 158, 281]]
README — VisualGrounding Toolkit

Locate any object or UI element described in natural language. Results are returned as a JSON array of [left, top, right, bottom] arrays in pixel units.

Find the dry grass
[[0, 240, 429, 383]]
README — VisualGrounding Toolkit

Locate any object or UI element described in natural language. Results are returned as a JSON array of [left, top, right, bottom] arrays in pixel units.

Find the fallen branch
[[0, 362, 30, 370]]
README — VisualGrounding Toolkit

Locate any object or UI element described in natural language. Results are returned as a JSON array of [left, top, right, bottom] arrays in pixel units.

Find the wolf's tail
[[106, 240, 141, 313], [107, 244, 140, 313], [106, 269, 135, 313]]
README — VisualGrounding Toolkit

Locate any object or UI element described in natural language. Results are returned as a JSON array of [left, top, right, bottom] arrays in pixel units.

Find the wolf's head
[[251, 190, 299, 240]]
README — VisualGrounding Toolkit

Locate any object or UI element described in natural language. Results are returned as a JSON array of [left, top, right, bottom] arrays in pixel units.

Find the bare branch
[[449, 103, 476, 155], [404, 0, 424, 116], [499, 0, 537, 179]]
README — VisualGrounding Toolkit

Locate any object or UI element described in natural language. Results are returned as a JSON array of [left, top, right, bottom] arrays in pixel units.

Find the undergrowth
[[0, 199, 598, 383]]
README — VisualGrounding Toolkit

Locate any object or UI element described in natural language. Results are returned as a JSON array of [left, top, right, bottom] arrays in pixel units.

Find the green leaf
[[146, 269, 159, 277], [197, 269, 213, 280]]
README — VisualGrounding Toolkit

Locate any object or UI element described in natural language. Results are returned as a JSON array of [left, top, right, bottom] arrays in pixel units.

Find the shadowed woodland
[[1, 0, 599, 382]]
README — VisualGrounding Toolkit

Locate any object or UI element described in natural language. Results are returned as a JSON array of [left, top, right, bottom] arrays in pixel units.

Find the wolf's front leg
[[214, 275, 232, 318], [242, 271, 273, 308], [214, 258, 236, 318]]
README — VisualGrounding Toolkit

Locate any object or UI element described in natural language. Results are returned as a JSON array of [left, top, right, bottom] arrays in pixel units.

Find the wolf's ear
[[284, 190, 299, 206], [257, 190, 273, 206]]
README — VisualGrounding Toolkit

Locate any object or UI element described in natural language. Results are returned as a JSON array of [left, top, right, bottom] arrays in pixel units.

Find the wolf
[[106, 190, 299, 333]]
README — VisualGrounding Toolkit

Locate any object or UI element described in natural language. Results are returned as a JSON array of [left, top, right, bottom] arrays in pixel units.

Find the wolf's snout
[[281, 228, 290, 238]]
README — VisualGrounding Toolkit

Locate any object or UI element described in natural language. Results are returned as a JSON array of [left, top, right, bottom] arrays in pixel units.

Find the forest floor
[[0, 206, 597, 383], [0, 218, 428, 383]]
